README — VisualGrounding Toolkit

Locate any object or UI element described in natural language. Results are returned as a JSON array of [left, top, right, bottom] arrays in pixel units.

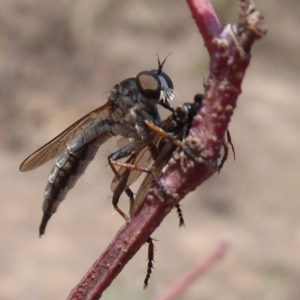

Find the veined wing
[[128, 96, 204, 215], [130, 138, 175, 215], [110, 143, 155, 193], [110, 115, 173, 193], [20, 102, 112, 172]]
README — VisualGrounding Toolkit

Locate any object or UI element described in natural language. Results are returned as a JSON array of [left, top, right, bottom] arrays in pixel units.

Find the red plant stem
[[155, 240, 229, 300], [186, 0, 222, 49], [66, 191, 181, 300], [66, 1, 266, 299]]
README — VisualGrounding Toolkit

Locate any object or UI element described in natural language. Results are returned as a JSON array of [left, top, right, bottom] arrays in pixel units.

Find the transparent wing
[[20, 102, 112, 172], [131, 140, 175, 215], [110, 115, 172, 193], [130, 167, 154, 215], [110, 144, 154, 193]]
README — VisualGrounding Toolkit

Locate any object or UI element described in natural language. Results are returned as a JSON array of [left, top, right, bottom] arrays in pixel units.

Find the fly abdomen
[[40, 133, 111, 236]]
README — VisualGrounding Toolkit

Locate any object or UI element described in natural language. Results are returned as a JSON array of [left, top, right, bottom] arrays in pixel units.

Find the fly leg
[[111, 159, 153, 212], [108, 143, 143, 220], [110, 147, 159, 288], [144, 237, 155, 289], [112, 147, 185, 227], [218, 129, 236, 172], [218, 142, 228, 172], [226, 129, 236, 160], [112, 161, 157, 289], [110, 167, 132, 220], [176, 204, 185, 227]]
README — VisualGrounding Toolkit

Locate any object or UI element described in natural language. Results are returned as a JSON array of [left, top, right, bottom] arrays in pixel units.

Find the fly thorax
[[131, 99, 161, 136], [109, 78, 140, 111], [124, 109, 136, 126]]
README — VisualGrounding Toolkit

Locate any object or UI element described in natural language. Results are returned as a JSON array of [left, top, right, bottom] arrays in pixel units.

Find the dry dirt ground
[[1, 1, 299, 300]]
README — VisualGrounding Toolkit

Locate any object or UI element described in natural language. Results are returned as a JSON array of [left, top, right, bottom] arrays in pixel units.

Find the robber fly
[[19, 58, 175, 236]]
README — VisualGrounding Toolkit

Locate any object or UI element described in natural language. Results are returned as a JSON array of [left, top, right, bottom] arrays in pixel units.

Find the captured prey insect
[[111, 93, 235, 288], [19, 58, 175, 236], [111, 94, 204, 288]]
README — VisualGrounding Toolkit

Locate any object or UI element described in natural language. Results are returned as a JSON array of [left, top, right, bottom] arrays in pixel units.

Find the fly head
[[135, 56, 174, 112]]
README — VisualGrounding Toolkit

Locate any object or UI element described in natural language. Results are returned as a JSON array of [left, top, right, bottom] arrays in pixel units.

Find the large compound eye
[[136, 71, 161, 99], [156, 71, 173, 90]]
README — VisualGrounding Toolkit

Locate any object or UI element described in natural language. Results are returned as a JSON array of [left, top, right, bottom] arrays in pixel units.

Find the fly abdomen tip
[[39, 212, 52, 237]]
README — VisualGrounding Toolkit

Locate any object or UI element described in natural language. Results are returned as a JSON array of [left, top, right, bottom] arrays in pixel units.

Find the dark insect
[[111, 94, 203, 288], [111, 93, 235, 288], [19, 58, 175, 236]]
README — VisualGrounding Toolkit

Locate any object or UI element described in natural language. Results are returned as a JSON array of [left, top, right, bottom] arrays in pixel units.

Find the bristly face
[[135, 55, 175, 111]]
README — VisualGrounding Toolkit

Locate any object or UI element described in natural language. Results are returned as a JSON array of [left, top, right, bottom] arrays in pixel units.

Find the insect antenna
[[156, 53, 171, 74]]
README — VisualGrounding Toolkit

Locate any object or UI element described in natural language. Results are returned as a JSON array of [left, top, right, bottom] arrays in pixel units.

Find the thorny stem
[[66, 1, 266, 299]]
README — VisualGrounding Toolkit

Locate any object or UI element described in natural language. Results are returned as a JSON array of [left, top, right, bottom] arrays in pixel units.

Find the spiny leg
[[110, 167, 131, 221], [218, 141, 229, 172], [145, 121, 183, 148], [226, 129, 236, 160], [111, 159, 154, 209], [176, 204, 185, 227], [124, 186, 135, 212], [111, 160, 158, 288], [145, 120, 202, 164], [113, 159, 186, 228], [218, 129, 236, 172], [112, 161, 185, 287], [144, 237, 155, 289], [108, 146, 138, 221], [111, 160, 153, 174]]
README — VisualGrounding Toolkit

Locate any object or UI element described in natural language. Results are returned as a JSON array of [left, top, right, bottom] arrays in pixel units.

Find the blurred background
[[1, 0, 299, 299]]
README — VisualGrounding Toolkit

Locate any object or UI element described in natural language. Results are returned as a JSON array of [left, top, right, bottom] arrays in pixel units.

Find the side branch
[[186, 0, 222, 51]]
